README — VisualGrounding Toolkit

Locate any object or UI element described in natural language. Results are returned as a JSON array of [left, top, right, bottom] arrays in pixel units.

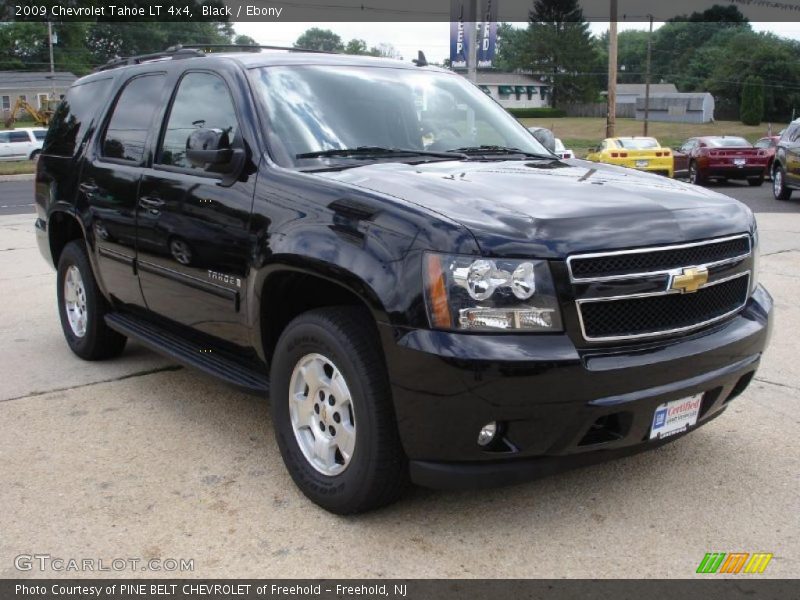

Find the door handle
[[139, 196, 165, 209], [79, 181, 99, 196]]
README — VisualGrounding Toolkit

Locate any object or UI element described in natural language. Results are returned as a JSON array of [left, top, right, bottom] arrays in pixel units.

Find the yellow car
[[586, 137, 674, 177]]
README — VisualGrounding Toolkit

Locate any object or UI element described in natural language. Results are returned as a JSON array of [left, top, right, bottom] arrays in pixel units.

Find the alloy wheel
[[63, 265, 88, 337], [288, 353, 356, 476]]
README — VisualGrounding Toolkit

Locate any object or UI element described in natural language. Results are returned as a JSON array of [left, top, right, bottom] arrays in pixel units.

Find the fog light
[[477, 421, 498, 446]]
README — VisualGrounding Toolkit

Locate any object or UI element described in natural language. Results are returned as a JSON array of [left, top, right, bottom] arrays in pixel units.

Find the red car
[[754, 135, 781, 178], [673, 136, 769, 186]]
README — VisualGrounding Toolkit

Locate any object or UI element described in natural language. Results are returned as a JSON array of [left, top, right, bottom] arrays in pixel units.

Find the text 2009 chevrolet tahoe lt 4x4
[[34, 48, 773, 514]]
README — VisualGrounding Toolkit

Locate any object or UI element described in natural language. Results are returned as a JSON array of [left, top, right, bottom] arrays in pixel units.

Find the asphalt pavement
[[0, 177, 798, 579], [0, 178, 35, 216]]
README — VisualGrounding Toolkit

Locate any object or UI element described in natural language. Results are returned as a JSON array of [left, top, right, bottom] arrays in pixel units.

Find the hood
[[314, 159, 754, 257]]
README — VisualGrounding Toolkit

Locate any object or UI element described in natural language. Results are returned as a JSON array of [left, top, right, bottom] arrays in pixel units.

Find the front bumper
[[379, 285, 773, 489]]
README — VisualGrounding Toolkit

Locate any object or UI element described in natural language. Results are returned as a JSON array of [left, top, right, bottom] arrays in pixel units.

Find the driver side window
[[158, 72, 239, 170]]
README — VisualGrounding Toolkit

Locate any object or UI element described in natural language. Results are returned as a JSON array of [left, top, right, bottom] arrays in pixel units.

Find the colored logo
[[653, 408, 668, 428], [696, 552, 773, 574], [669, 266, 709, 294]]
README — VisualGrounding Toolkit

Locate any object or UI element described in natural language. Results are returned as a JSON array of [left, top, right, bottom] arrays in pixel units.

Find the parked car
[[754, 135, 781, 178], [35, 48, 772, 514], [585, 137, 673, 177], [772, 119, 800, 200], [554, 138, 574, 159], [0, 127, 47, 161], [673, 136, 768, 186]]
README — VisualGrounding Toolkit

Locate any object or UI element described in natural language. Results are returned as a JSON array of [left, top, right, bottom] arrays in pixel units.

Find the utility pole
[[466, 0, 478, 84], [606, 0, 618, 138], [643, 14, 653, 136], [47, 21, 56, 101]]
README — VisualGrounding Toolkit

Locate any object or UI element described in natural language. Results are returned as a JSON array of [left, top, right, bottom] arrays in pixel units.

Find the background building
[[635, 92, 716, 123], [608, 83, 678, 105], [475, 72, 550, 109], [0, 71, 77, 121]]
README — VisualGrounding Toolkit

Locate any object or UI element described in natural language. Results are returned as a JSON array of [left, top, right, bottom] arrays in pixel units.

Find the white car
[[0, 127, 47, 161], [554, 138, 574, 159]]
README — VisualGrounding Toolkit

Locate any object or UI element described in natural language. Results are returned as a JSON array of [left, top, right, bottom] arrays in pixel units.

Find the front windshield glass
[[253, 65, 551, 168], [617, 138, 659, 149], [707, 137, 751, 147]]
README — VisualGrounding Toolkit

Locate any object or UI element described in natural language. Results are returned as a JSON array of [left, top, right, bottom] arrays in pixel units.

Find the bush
[[507, 107, 567, 118], [740, 76, 764, 126]]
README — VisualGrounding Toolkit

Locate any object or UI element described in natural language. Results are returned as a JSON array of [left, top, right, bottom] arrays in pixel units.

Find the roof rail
[[93, 46, 204, 72], [178, 43, 336, 54], [92, 43, 337, 72]]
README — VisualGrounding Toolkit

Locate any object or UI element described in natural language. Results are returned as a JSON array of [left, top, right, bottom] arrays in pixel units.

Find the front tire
[[773, 164, 792, 200], [270, 306, 408, 514], [57, 240, 127, 360]]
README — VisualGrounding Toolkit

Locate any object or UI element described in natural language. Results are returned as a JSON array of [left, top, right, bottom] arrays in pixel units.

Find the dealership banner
[[449, 0, 475, 70], [476, 0, 498, 69]]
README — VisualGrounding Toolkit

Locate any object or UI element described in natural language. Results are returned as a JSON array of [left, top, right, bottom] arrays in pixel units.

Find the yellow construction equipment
[[3, 97, 55, 128]]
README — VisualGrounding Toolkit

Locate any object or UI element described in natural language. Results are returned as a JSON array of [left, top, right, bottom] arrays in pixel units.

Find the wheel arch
[[47, 209, 87, 267], [252, 262, 390, 366]]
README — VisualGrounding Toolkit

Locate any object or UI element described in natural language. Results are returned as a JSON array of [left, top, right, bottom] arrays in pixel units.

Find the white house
[[474, 72, 550, 109], [0, 71, 77, 120]]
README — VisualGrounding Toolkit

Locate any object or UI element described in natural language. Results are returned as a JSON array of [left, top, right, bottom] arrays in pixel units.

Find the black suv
[[35, 48, 772, 514], [772, 118, 800, 200]]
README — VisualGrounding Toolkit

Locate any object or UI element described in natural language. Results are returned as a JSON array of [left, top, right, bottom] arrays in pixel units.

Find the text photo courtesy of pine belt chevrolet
[[34, 47, 773, 514], [673, 136, 770, 187], [585, 137, 674, 177]]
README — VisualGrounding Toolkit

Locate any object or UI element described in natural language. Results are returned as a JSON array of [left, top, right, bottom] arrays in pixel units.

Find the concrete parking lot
[[0, 180, 798, 579]]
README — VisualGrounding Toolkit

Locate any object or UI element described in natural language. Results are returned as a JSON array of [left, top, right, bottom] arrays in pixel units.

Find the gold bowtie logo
[[669, 266, 709, 294]]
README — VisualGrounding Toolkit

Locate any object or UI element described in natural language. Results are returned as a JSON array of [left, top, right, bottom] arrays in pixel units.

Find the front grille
[[569, 235, 750, 280], [579, 274, 749, 341]]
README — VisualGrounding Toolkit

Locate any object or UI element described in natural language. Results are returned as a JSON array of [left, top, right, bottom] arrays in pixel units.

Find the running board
[[105, 313, 269, 395]]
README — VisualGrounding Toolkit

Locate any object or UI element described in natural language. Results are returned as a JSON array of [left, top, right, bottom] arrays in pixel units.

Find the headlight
[[423, 253, 563, 331]]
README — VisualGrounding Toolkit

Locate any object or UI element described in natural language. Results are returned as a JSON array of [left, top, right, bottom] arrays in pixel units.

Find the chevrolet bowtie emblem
[[669, 266, 709, 294]]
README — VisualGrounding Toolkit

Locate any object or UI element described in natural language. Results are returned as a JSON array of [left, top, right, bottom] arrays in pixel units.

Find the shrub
[[507, 107, 567, 118], [740, 76, 764, 126]]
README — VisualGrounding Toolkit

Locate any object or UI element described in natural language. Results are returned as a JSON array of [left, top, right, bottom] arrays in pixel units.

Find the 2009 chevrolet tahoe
[[35, 46, 773, 514]]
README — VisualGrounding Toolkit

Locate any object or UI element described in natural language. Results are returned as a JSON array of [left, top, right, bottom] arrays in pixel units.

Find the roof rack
[[93, 43, 336, 72]]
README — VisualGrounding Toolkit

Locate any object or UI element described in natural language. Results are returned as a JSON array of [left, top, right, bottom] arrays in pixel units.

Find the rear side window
[[102, 74, 166, 163], [33, 130, 46, 141], [157, 72, 239, 170], [9, 131, 30, 143], [43, 77, 112, 158]]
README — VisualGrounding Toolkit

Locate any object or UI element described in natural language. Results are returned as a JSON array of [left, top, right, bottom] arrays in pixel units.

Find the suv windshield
[[253, 65, 551, 168]]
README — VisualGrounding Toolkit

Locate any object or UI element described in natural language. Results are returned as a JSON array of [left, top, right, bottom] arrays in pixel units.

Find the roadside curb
[[0, 174, 35, 182]]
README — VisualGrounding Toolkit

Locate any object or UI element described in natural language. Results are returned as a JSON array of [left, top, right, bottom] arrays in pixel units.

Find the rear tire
[[57, 240, 127, 360], [689, 161, 706, 186], [747, 176, 764, 187], [773, 164, 792, 200], [270, 306, 408, 514]]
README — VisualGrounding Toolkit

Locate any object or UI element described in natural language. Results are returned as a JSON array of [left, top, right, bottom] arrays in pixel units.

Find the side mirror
[[186, 128, 234, 167], [530, 127, 557, 154]]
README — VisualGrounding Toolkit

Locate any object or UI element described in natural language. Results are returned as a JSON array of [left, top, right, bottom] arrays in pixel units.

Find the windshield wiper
[[448, 145, 555, 159], [296, 146, 467, 160]]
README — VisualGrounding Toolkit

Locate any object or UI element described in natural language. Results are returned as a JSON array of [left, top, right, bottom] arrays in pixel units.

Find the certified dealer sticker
[[649, 395, 702, 439]]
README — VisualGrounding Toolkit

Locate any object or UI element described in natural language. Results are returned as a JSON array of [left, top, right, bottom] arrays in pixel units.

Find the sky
[[234, 21, 800, 66]]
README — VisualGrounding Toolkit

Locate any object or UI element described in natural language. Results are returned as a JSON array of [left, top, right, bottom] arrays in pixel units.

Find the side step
[[105, 313, 270, 395]]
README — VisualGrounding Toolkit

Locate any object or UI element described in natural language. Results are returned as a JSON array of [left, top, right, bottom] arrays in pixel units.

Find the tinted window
[[9, 131, 29, 143], [0, 132, 9, 143], [157, 72, 239, 169], [33, 130, 46, 140], [43, 77, 113, 158], [617, 138, 659, 149], [706, 137, 751, 148], [102, 74, 166, 163]]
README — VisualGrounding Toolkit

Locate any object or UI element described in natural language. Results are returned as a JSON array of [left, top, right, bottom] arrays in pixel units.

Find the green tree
[[234, 34, 257, 46], [527, 0, 601, 106], [294, 28, 344, 53], [740, 76, 765, 125], [493, 23, 528, 72]]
